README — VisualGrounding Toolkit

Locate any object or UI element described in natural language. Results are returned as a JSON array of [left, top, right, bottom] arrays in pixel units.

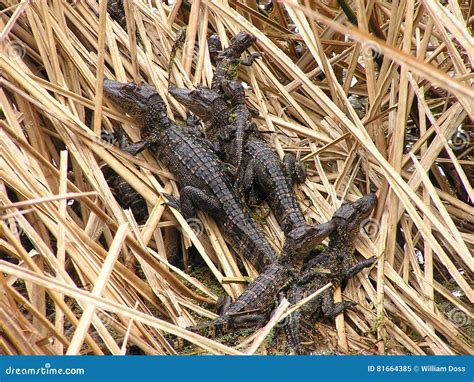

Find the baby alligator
[[285, 193, 378, 354], [169, 221, 337, 346], [169, 83, 307, 236], [103, 79, 277, 272], [210, 31, 262, 96]]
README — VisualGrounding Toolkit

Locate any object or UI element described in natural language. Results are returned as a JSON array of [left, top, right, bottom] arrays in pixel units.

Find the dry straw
[[0, 0, 472, 355]]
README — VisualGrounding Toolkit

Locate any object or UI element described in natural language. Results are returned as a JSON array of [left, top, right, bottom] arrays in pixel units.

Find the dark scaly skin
[[107, 0, 126, 29], [103, 79, 277, 272], [220, 80, 256, 171], [169, 86, 230, 156], [173, 221, 337, 343], [207, 33, 222, 64], [100, 130, 150, 225], [169, 85, 307, 235], [210, 31, 262, 95], [208, 32, 261, 167], [103, 168, 149, 225], [285, 194, 378, 354]]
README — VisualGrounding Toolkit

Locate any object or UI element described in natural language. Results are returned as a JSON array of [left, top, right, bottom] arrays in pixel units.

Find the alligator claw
[[162, 193, 181, 211], [186, 114, 202, 130]]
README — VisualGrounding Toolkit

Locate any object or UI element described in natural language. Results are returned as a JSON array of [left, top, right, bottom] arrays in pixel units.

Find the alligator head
[[169, 86, 226, 123], [103, 79, 170, 128], [218, 31, 257, 59], [221, 79, 246, 107], [207, 33, 223, 60], [330, 193, 378, 247], [281, 221, 337, 267]]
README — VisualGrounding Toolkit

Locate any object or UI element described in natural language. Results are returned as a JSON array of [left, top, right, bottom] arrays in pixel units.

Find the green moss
[[313, 244, 326, 254], [228, 112, 238, 122], [369, 315, 385, 334], [224, 63, 239, 79], [189, 266, 225, 296]]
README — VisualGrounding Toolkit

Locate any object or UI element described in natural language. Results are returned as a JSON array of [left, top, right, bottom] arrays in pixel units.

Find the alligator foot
[[179, 185, 221, 219], [101, 128, 117, 145], [216, 295, 232, 315], [283, 153, 307, 184], [241, 52, 263, 66], [322, 292, 357, 320], [344, 256, 377, 279], [115, 126, 151, 155], [185, 114, 203, 132], [162, 193, 181, 212]]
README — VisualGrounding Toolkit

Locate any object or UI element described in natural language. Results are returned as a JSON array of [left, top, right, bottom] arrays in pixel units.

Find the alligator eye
[[124, 83, 136, 93]]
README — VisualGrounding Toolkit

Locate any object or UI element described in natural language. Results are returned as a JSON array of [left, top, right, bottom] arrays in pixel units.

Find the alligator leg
[[167, 186, 221, 220], [184, 118, 222, 154], [321, 291, 357, 320], [239, 158, 257, 195], [115, 127, 153, 156], [101, 129, 117, 145], [228, 313, 267, 329], [283, 153, 307, 184], [344, 256, 377, 279], [185, 114, 204, 134], [237, 159, 265, 205], [216, 295, 233, 315], [241, 52, 263, 66]]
